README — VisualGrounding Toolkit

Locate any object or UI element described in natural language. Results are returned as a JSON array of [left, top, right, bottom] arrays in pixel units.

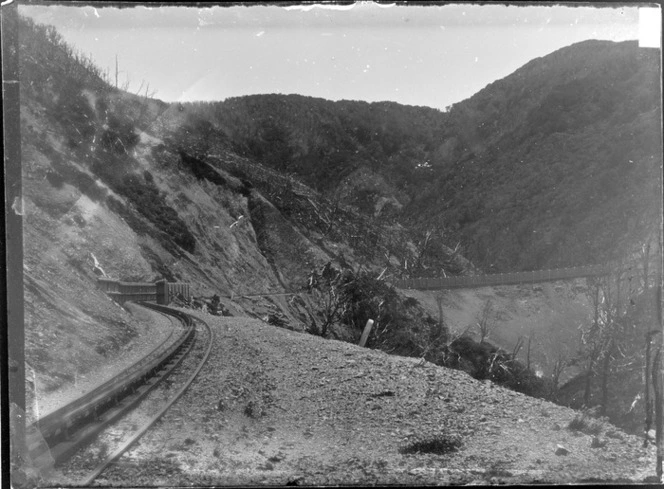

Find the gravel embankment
[[52, 318, 211, 485], [93, 312, 658, 485]]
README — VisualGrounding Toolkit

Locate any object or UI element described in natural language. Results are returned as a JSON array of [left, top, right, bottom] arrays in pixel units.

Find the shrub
[[400, 435, 461, 455], [244, 399, 265, 418], [100, 114, 139, 154], [106, 196, 150, 236], [74, 172, 108, 203], [568, 413, 604, 436], [240, 178, 253, 193], [45, 170, 65, 188], [443, 335, 552, 399], [54, 85, 97, 148], [178, 150, 226, 186], [115, 173, 196, 253], [307, 265, 447, 357]]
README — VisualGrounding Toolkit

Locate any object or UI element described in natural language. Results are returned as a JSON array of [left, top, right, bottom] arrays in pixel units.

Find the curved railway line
[[22, 263, 649, 483], [26, 302, 212, 485]]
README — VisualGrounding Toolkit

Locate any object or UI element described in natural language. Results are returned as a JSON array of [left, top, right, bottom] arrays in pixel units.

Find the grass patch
[[400, 435, 461, 455], [244, 399, 265, 418], [568, 413, 603, 436]]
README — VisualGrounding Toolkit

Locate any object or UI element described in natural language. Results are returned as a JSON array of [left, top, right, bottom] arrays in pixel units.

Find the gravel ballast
[[95, 313, 658, 485]]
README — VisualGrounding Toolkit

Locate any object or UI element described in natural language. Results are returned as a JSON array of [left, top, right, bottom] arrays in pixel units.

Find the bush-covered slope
[[414, 40, 662, 271], [18, 15, 446, 399], [168, 40, 661, 274], [156, 94, 451, 222]]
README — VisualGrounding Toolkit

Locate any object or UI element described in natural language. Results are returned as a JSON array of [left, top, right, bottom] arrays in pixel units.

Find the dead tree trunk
[[600, 339, 614, 416], [583, 282, 601, 407], [583, 356, 595, 408]]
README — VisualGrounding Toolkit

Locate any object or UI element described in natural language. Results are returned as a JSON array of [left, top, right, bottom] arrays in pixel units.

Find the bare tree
[[550, 353, 569, 392], [526, 331, 535, 371], [511, 336, 525, 361], [581, 277, 604, 408], [307, 263, 347, 338], [475, 300, 495, 344], [412, 229, 434, 271], [578, 270, 630, 414]]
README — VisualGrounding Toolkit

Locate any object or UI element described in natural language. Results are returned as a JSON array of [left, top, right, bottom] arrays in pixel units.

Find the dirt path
[[94, 312, 657, 486]]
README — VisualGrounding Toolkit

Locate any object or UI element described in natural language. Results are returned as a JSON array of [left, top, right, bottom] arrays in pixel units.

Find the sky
[[19, 2, 658, 110]]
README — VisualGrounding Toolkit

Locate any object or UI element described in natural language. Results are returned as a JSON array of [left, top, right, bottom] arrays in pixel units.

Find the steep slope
[[173, 40, 661, 274], [17, 15, 438, 406], [16, 16, 290, 400], [157, 94, 450, 224], [18, 12, 661, 419], [410, 40, 662, 271]]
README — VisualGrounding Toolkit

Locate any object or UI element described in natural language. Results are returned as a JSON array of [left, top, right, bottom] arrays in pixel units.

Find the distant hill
[[412, 40, 662, 272], [172, 40, 661, 274]]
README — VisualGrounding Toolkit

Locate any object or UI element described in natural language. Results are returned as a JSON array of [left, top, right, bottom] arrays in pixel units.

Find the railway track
[[26, 303, 212, 484]]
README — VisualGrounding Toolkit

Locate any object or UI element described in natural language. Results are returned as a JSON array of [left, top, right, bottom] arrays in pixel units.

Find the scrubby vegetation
[[306, 263, 553, 400], [568, 412, 605, 436], [114, 174, 196, 253], [167, 41, 660, 274], [19, 14, 197, 255], [400, 435, 462, 455], [558, 249, 661, 435]]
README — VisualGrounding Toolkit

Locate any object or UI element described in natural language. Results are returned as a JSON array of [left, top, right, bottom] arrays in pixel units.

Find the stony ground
[[93, 311, 659, 486]]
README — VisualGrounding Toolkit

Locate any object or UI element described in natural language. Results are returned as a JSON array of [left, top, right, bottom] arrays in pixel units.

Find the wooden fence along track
[[25, 301, 201, 475], [96, 279, 191, 305], [391, 264, 611, 291]]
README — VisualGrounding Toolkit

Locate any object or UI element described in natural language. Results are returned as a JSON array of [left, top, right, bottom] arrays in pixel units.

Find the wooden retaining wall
[[97, 279, 190, 304]]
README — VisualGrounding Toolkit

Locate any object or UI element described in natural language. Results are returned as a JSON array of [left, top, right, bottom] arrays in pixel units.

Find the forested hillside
[[167, 40, 661, 274], [160, 95, 449, 219], [416, 40, 662, 272]]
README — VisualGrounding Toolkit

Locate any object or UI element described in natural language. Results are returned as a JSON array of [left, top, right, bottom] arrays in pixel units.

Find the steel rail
[[79, 310, 213, 486], [27, 303, 194, 469]]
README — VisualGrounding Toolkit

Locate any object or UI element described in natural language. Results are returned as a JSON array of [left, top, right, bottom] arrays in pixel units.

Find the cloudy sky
[[19, 2, 657, 110]]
